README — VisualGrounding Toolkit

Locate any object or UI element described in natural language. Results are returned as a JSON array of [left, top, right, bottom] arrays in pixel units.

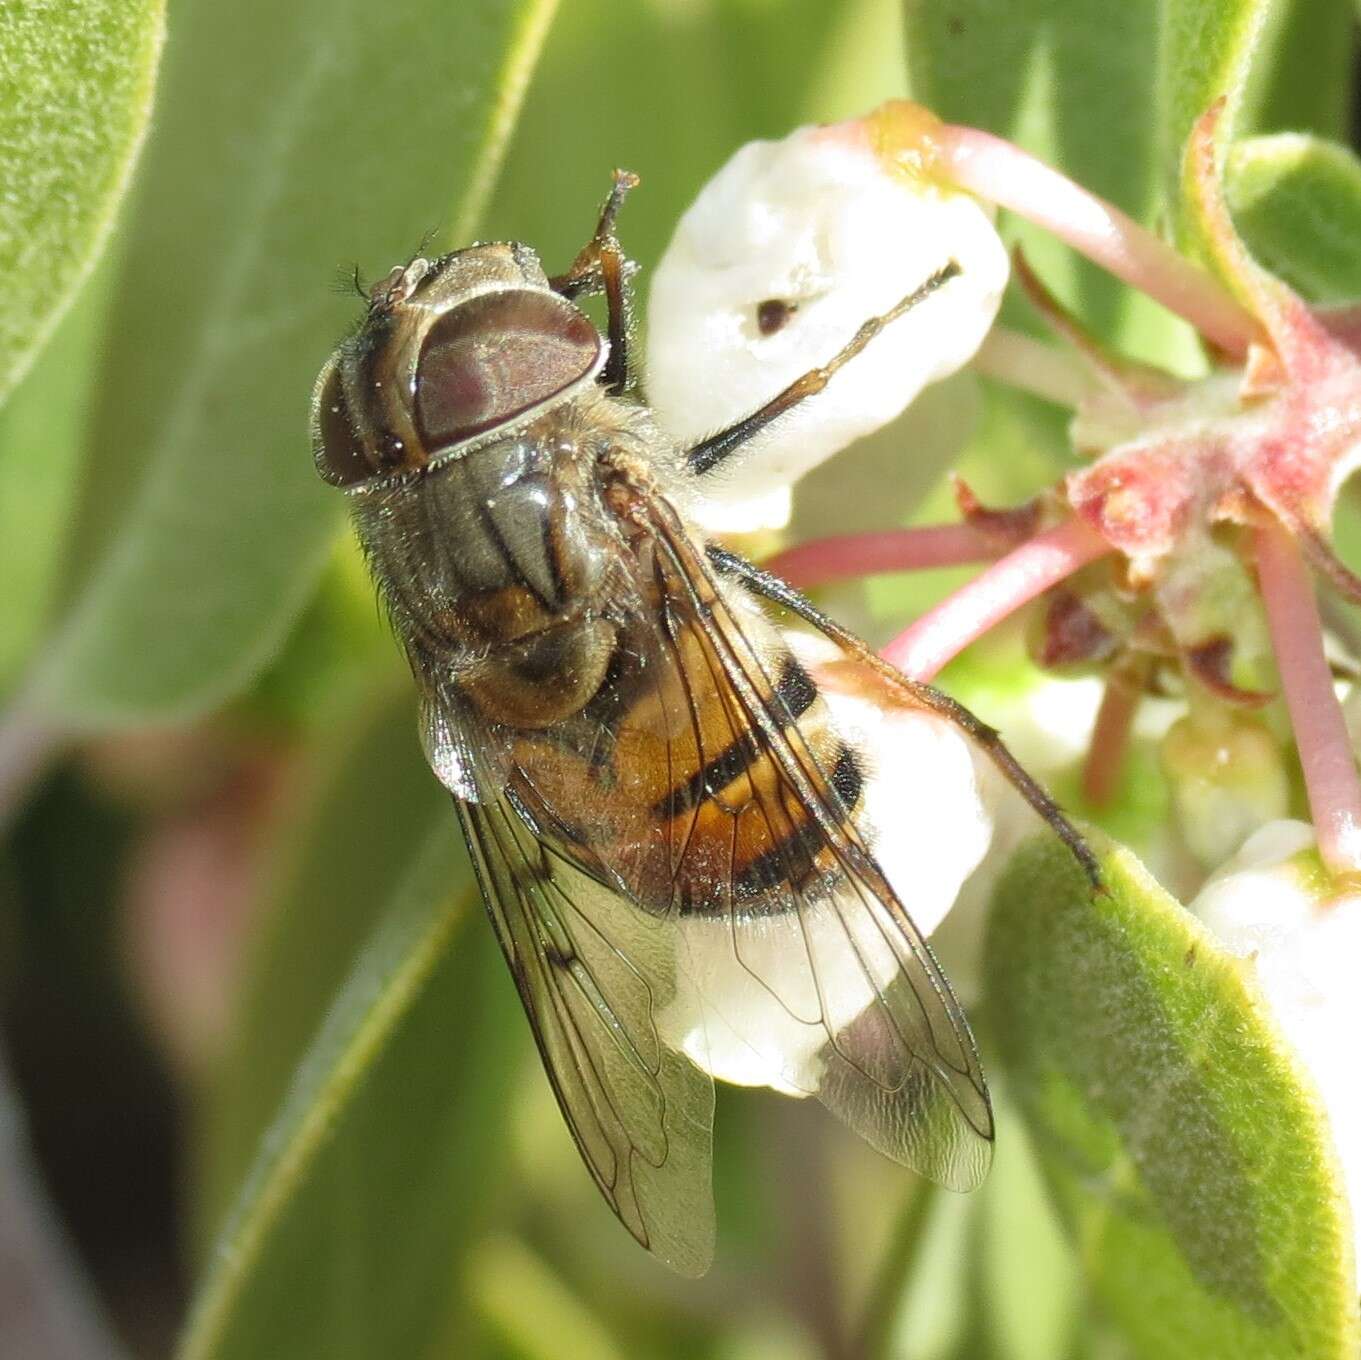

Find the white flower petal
[[1192, 821, 1361, 1267], [646, 120, 1008, 532]]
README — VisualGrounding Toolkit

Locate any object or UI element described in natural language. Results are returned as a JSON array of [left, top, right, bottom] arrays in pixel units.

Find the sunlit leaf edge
[[177, 819, 474, 1360]]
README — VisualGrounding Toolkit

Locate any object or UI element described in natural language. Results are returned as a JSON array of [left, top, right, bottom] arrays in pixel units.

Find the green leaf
[[854, 1180, 941, 1360], [1157, 0, 1273, 253], [852, 1092, 1080, 1360], [979, 1098, 1079, 1360], [903, 0, 1304, 365], [482, 0, 849, 302], [1227, 132, 1361, 302], [179, 777, 524, 1360], [0, 255, 116, 695], [194, 690, 442, 1236], [468, 1236, 630, 1360], [0, 0, 164, 404], [1240, 0, 1356, 140], [986, 834, 1360, 1360], [891, 1183, 975, 1360], [241, 539, 400, 737], [24, 0, 559, 728]]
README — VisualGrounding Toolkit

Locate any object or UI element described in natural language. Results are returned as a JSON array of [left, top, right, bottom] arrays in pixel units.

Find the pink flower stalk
[[926, 120, 1264, 361], [1254, 524, 1361, 881], [765, 523, 995, 589], [1081, 661, 1149, 808], [881, 518, 1113, 682]]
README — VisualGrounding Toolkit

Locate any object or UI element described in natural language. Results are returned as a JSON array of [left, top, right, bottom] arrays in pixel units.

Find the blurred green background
[[2, 0, 1360, 1357]]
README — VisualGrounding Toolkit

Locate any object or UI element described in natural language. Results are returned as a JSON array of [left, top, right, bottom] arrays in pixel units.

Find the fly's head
[[312, 242, 607, 490]]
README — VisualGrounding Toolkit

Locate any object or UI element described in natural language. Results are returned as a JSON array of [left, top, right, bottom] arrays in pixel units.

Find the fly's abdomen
[[507, 613, 867, 916], [648, 647, 864, 914]]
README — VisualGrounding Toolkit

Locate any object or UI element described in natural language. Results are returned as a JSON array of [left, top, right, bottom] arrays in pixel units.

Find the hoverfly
[[312, 173, 1095, 1275]]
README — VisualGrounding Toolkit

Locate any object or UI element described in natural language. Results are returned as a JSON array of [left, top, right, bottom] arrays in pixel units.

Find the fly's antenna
[[331, 262, 368, 300], [415, 225, 442, 259]]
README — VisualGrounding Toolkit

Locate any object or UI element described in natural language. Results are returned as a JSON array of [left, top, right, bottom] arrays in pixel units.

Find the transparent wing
[[488, 482, 992, 1192], [638, 492, 994, 1190], [455, 791, 716, 1275]]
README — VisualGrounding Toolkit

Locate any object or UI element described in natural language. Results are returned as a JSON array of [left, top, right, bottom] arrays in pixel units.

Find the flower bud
[[1192, 821, 1361, 1265], [1160, 713, 1290, 868], [647, 114, 1009, 532]]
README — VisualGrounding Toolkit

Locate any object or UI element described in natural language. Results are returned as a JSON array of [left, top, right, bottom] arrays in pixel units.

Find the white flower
[[1191, 821, 1361, 1266], [646, 116, 1009, 533]]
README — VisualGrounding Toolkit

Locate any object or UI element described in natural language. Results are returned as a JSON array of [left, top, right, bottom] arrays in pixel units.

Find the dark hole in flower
[[756, 298, 796, 336]]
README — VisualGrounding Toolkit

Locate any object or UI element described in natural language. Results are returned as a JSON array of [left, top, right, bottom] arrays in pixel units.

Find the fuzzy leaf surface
[[987, 835, 1359, 1360]]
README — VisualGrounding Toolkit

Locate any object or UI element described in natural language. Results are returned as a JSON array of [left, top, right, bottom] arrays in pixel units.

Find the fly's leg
[[551, 169, 640, 395], [706, 543, 1102, 890]]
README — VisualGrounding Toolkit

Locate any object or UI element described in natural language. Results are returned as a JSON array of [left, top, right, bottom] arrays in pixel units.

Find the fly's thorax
[[312, 239, 640, 731], [352, 423, 624, 729]]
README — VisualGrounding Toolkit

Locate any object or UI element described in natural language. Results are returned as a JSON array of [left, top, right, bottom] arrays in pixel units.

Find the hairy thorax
[[351, 410, 642, 729]]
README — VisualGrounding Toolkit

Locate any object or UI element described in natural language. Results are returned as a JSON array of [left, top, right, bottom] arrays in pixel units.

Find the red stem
[[1081, 661, 1148, 807], [934, 124, 1263, 361], [881, 517, 1113, 682], [765, 524, 995, 589], [1254, 522, 1361, 880]]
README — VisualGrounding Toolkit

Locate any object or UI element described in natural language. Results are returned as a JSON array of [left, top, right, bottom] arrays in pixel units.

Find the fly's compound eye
[[313, 360, 374, 487], [414, 290, 602, 448]]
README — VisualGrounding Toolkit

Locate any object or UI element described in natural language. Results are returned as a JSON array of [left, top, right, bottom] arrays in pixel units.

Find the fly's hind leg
[[551, 169, 640, 396], [706, 543, 1103, 890]]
